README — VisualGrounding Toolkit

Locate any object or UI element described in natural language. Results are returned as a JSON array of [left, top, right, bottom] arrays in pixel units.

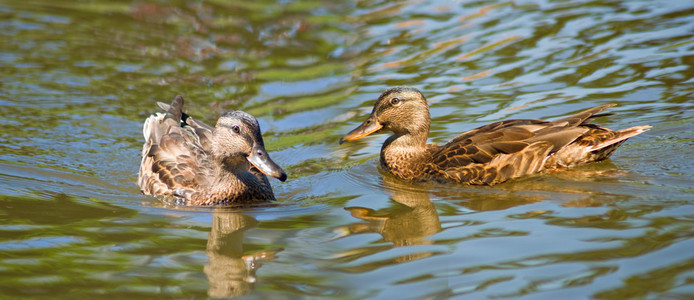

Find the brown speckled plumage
[[138, 95, 286, 205], [340, 86, 651, 185]]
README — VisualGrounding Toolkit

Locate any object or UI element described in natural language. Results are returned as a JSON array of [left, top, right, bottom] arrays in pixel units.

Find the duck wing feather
[[138, 96, 212, 199], [425, 104, 626, 184]]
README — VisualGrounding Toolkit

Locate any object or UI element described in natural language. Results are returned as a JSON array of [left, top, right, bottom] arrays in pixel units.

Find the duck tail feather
[[589, 125, 652, 152]]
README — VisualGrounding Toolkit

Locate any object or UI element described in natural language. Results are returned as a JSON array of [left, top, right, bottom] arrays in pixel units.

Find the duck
[[138, 95, 286, 205], [339, 86, 651, 185]]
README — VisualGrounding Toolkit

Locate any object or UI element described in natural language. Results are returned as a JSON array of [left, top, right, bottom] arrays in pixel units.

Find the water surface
[[2, 0, 694, 298]]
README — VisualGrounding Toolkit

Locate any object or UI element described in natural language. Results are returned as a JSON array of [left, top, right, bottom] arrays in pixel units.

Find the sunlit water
[[2, 0, 694, 298]]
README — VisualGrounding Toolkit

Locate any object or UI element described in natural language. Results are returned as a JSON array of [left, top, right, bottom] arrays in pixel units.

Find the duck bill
[[247, 144, 287, 182], [339, 117, 383, 144]]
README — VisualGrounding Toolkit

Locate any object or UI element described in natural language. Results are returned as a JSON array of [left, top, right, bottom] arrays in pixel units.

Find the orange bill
[[339, 117, 383, 144]]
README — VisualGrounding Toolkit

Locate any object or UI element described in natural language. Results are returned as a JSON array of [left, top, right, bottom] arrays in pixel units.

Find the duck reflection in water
[[204, 212, 280, 298], [340, 175, 442, 265], [337, 173, 561, 268]]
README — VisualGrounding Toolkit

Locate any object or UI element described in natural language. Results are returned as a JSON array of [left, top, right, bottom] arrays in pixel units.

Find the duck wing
[[156, 100, 214, 150], [426, 104, 622, 185], [138, 96, 212, 199]]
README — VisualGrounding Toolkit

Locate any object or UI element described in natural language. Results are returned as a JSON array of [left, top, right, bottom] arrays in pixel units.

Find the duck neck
[[194, 158, 261, 205], [380, 129, 430, 180]]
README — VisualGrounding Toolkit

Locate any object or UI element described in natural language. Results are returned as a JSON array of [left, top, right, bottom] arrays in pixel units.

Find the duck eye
[[231, 125, 240, 133], [390, 97, 400, 105]]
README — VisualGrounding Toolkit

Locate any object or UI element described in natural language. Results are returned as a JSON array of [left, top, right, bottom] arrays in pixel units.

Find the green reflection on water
[[1, 0, 694, 299]]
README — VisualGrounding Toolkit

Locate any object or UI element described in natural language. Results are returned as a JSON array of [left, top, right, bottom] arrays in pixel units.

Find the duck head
[[212, 111, 287, 182], [340, 86, 430, 144]]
